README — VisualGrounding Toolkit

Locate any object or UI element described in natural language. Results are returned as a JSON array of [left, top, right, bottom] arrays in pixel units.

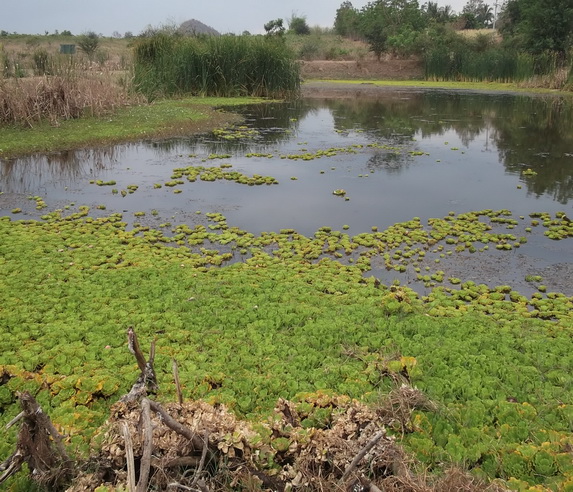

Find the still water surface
[[2, 89, 572, 292]]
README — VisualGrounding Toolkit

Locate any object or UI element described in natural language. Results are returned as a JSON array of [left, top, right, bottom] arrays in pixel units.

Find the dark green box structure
[[60, 44, 76, 54]]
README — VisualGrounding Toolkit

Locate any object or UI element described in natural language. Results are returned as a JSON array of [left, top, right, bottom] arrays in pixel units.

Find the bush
[[289, 16, 311, 35], [77, 31, 99, 59]]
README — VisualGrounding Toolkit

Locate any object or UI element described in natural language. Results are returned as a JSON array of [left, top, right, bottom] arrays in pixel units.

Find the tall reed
[[424, 46, 562, 83], [132, 34, 301, 100]]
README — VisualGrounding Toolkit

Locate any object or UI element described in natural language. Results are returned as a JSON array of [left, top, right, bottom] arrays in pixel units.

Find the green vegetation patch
[[132, 34, 300, 100], [0, 209, 572, 490], [168, 164, 278, 186], [308, 79, 573, 96]]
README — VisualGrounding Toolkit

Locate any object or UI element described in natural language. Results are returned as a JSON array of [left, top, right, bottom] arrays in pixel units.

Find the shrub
[[289, 16, 311, 35], [33, 49, 51, 75], [77, 31, 99, 59]]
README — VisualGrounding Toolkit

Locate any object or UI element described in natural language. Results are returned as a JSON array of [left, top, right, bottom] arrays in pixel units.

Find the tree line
[[334, 0, 573, 61]]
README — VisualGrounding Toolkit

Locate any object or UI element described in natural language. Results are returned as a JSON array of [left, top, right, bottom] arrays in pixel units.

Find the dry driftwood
[[121, 326, 158, 402]]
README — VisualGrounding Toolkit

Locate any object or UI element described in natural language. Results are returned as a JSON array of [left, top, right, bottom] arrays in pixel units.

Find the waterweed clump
[[166, 164, 278, 186]]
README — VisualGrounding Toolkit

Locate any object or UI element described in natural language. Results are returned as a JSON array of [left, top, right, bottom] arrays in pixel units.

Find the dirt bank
[[300, 59, 423, 81]]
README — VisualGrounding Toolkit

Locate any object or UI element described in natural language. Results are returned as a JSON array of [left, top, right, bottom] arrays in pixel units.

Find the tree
[[423, 1, 455, 23], [359, 0, 427, 58], [461, 0, 494, 28], [499, 0, 573, 55], [334, 1, 361, 37], [264, 18, 285, 37], [289, 15, 311, 35], [77, 31, 99, 59], [360, 2, 389, 59]]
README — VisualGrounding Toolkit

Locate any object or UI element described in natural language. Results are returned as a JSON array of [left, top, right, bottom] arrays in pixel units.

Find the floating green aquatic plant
[[166, 164, 278, 186], [1, 206, 573, 491], [212, 126, 259, 140]]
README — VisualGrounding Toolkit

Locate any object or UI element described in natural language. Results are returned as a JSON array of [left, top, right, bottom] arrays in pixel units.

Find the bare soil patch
[[300, 58, 423, 81]]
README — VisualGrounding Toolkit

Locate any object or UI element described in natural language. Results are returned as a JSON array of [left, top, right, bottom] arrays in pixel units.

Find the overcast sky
[[2, 0, 469, 37]]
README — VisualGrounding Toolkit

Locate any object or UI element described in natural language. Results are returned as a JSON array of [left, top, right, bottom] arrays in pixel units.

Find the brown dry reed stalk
[[0, 72, 134, 127]]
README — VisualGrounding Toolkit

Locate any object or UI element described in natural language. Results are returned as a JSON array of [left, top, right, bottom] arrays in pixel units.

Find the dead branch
[[190, 429, 209, 489], [127, 326, 147, 373], [5, 411, 25, 429], [341, 429, 385, 483], [0, 450, 25, 483], [148, 400, 206, 451], [122, 422, 136, 492], [173, 358, 183, 404], [137, 398, 153, 492], [121, 327, 158, 402], [165, 457, 201, 467]]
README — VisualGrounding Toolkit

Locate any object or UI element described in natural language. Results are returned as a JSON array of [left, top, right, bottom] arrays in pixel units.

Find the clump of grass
[[132, 33, 300, 100]]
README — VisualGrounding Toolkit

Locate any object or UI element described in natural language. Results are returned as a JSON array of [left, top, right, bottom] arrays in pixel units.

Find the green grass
[[0, 96, 264, 158], [1, 209, 573, 489], [306, 78, 573, 95]]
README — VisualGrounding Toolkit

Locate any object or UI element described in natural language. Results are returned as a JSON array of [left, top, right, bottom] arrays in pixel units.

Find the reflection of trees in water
[[316, 95, 419, 142], [2, 93, 571, 203], [317, 91, 573, 204], [0, 148, 122, 194], [366, 150, 410, 175], [493, 96, 573, 204]]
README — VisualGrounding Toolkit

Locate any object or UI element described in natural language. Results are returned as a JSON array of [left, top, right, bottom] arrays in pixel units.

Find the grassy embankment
[[305, 78, 573, 95], [0, 97, 261, 158]]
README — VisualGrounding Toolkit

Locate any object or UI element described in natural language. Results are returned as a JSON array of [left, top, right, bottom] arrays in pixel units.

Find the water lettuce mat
[[1, 208, 573, 490]]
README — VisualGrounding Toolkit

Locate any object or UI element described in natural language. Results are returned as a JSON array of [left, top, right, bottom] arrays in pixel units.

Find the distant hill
[[179, 19, 220, 36]]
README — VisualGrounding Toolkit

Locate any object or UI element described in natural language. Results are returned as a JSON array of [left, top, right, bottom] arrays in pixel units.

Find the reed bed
[[132, 34, 301, 100], [424, 47, 565, 84], [0, 73, 134, 127]]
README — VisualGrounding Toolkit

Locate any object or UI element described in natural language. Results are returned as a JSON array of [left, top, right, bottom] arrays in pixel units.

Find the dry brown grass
[[0, 36, 132, 74], [0, 73, 135, 127], [0, 36, 136, 127], [517, 67, 571, 90], [457, 29, 501, 41]]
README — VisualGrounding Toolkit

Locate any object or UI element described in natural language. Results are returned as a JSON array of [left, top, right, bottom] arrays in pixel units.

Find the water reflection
[[308, 92, 573, 202], [0, 148, 123, 194]]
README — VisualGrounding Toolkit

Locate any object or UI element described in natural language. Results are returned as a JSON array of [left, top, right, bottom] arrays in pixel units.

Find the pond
[[1, 88, 573, 295]]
